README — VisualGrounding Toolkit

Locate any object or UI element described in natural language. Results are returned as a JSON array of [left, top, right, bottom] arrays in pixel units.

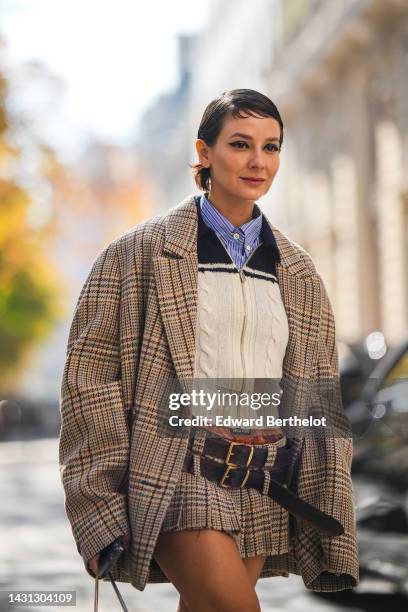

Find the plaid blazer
[[59, 193, 359, 592]]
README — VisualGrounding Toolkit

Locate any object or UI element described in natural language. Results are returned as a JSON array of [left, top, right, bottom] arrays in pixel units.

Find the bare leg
[[177, 553, 266, 611], [243, 554, 267, 586], [153, 529, 261, 612]]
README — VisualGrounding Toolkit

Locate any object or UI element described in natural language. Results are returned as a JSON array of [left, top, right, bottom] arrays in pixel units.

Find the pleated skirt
[[160, 428, 292, 559]]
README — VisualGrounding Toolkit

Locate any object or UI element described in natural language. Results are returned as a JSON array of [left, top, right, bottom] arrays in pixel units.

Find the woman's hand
[[87, 533, 131, 577], [87, 553, 100, 578]]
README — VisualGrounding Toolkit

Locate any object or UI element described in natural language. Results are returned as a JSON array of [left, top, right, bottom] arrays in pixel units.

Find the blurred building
[[186, 0, 408, 345], [137, 34, 196, 212]]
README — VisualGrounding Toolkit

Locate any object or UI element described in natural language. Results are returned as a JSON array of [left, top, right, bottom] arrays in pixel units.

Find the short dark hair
[[191, 88, 284, 191]]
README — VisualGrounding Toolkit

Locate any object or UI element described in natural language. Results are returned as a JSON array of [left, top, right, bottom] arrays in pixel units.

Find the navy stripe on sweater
[[195, 196, 280, 279]]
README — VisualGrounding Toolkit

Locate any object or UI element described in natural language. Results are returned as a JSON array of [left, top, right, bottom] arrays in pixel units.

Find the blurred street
[[1, 437, 407, 612]]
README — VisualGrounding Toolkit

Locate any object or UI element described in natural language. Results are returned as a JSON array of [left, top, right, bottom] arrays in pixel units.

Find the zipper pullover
[[194, 196, 288, 439]]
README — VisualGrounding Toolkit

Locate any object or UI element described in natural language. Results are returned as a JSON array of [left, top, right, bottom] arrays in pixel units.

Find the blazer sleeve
[[58, 242, 130, 566], [294, 272, 359, 591], [318, 275, 339, 377], [311, 273, 352, 438]]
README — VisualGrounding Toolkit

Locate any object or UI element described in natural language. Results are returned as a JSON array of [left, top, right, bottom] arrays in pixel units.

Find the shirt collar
[[196, 193, 281, 262], [201, 192, 261, 235]]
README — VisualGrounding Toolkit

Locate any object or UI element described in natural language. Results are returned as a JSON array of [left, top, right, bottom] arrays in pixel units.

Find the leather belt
[[183, 437, 344, 538], [188, 434, 293, 469]]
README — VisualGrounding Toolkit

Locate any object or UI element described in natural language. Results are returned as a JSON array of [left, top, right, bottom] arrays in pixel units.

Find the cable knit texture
[[194, 266, 289, 380]]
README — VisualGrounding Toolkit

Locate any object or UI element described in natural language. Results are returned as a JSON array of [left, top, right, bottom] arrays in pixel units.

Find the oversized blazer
[[59, 193, 359, 592]]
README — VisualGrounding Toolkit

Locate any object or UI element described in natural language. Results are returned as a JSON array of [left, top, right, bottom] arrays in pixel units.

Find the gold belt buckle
[[219, 464, 251, 488], [220, 441, 254, 488], [225, 441, 254, 467]]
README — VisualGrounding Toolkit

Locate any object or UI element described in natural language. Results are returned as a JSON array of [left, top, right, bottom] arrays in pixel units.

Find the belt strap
[[182, 452, 344, 537], [188, 434, 293, 469]]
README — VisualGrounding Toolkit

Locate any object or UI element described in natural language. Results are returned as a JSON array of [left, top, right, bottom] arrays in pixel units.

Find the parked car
[[339, 334, 389, 409], [347, 337, 408, 594]]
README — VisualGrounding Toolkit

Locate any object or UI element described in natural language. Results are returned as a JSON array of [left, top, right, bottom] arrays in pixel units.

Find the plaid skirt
[[160, 428, 292, 559]]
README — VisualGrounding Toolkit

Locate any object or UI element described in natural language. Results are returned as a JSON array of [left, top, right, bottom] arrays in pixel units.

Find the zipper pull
[[239, 270, 246, 282]]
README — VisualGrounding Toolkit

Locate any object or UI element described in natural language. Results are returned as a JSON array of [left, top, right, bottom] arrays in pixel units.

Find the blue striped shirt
[[199, 194, 263, 270]]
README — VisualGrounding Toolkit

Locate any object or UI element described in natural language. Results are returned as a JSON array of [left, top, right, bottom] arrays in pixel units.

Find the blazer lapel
[[154, 196, 322, 382], [153, 196, 199, 380], [153, 253, 198, 379]]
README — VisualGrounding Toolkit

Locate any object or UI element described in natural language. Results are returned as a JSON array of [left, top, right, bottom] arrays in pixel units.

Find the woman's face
[[196, 113, 281, 204]]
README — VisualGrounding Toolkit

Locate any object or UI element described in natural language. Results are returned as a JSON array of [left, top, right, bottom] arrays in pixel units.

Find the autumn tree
[[0, 69, 59, 391]]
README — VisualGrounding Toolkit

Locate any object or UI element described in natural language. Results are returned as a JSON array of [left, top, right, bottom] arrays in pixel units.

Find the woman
[[59, 89, 358, 611]]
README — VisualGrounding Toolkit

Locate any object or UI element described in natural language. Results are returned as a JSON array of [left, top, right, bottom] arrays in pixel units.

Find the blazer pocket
[[79, 380, 130, 446], [139, 480, 163, 490]]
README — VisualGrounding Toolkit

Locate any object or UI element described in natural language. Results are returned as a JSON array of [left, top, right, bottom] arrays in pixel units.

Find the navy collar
[[194, 195, 281, 263]]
